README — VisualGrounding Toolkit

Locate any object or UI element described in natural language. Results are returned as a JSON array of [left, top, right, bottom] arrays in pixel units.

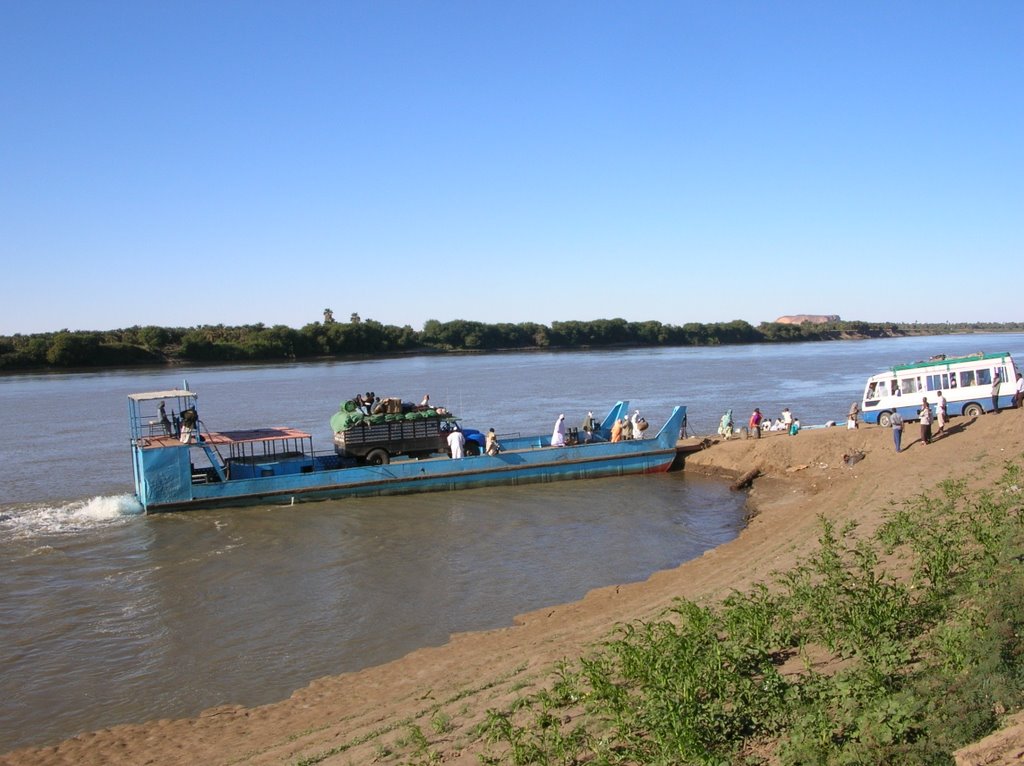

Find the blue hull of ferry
[[130, 397, 686, 513]]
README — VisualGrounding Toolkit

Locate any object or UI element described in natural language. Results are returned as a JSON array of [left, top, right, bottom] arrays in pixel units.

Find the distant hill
[[775, 314, 841, 325]]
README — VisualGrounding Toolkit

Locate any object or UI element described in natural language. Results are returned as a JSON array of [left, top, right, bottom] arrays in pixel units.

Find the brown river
[[2, 335, 1022, 751]]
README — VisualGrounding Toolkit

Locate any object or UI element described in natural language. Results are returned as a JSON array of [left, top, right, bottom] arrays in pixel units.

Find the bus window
[[960, 370, 975, 387], [977, 369, 992, 386], [901, 377, 919, 394], [926, 374, 948, 391]]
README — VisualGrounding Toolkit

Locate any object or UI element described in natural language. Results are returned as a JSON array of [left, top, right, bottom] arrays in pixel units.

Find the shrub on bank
[[479, 462, 1024, 765]]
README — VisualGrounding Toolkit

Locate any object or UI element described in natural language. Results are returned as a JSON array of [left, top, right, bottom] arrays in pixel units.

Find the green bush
[[481, 459, 1024, 765]]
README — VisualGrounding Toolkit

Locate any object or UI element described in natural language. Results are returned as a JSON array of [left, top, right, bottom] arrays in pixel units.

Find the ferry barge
[[128, 387, 688, 513]]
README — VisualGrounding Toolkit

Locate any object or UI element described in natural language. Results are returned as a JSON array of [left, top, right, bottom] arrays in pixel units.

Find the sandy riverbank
[[4, 411, 1024, 766]]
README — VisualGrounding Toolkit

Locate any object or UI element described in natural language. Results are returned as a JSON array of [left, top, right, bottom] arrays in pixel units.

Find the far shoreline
[[3, 326, 1020, 377]]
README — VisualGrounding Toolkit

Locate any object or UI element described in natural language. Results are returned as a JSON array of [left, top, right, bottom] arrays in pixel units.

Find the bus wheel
[[878, 411, 892, 428], [963, 403, 984, 417], [365, 449, 391, 465]]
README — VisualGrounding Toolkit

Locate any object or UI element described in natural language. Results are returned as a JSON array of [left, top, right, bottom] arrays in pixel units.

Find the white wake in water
[[0, 495, 145, 540]]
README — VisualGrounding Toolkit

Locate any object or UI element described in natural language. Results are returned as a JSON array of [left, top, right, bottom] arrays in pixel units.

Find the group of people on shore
[[481, 371, 1024, 459], [887, 372, 1024, 452], [724, 407, 800, 440], [886, 393, 949, 453], [716, 370, 1024, 456], [887, 377, 1024, 452]]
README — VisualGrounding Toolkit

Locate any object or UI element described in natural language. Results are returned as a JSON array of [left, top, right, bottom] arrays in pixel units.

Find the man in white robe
[[550, 414, 566, 447], [447, 428, 465, 459]]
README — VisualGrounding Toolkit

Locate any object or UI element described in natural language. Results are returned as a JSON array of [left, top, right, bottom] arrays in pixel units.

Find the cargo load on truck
[[331, 395, 476, 465]]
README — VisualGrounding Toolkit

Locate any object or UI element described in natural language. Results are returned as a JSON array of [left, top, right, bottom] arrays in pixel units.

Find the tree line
[[1, 315, 1021, 372]]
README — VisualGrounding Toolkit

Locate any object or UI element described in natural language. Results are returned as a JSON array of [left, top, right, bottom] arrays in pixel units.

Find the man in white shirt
[[447, 428, 465, 459]]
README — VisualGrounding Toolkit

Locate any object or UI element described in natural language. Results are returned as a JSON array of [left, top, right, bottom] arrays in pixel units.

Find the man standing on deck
[[581, 411, 597, 442], [447, 427, 465, 459], [158, 401, 172, 436], [551, 414, 566, 447], [485, 428, 502, 455]]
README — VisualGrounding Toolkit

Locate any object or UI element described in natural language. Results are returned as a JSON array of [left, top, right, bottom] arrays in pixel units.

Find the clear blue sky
[[2, 1, 1021, 335]]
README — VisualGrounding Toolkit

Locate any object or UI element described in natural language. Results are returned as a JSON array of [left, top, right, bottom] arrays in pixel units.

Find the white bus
[[860, 351, 1019, 427]]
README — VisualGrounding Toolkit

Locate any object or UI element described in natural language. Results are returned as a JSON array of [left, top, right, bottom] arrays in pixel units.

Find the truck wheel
[[465, 441, 481, 456], [963, 403, 984, 417], [365, 449, 390, 465]]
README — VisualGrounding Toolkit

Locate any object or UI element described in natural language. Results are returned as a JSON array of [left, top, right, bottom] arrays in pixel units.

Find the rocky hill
[[774, 314, 841, 324]]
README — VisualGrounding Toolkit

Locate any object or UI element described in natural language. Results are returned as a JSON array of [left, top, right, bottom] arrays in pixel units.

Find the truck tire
[[465, 441, 481, 457], [365, 448, 390, 465]]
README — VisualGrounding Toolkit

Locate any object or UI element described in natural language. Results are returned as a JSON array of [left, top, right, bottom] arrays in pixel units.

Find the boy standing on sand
[[891, 410, 904, 452]]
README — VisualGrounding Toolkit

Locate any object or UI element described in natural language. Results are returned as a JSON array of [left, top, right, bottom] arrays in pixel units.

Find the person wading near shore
[[891, 409, 904, 452]]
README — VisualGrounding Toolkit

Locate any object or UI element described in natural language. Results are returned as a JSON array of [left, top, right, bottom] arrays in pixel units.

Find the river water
[[2, 334, 1022, 751]]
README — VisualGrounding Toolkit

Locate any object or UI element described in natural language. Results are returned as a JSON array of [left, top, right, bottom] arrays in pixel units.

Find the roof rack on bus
[[890, 351, 1010, 374]]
